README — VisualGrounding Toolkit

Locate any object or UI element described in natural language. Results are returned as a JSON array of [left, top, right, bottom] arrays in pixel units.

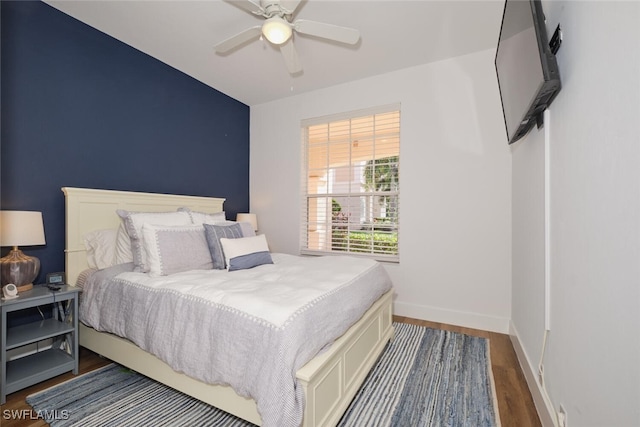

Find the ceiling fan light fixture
[[262, 16, 292, 45]]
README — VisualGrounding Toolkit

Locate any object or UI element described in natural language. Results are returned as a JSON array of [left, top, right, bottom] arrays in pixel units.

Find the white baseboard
[[508, 321, 557, 427], [393, 301, 510, 333]]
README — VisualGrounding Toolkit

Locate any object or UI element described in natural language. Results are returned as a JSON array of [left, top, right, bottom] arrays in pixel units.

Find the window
[[301, 105, 400, 261]]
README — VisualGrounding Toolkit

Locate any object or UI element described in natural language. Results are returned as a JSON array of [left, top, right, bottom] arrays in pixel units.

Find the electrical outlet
[[558, 404, 568, 427]]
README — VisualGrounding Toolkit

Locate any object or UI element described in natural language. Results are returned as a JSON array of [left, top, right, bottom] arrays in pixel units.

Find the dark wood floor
[[1, 316, 541, 427]]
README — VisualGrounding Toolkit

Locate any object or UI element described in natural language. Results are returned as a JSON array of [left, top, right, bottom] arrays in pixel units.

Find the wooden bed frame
[[63, 187, 394, 427]]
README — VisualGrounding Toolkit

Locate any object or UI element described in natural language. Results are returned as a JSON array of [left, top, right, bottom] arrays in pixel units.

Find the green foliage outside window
[[329, 154, 400, 255]]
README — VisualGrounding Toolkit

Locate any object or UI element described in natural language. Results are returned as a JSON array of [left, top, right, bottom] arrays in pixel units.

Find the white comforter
[[80, 253, 393, 427]]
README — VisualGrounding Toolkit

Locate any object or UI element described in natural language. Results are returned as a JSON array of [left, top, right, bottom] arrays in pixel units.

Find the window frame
[[300, 104, 400, 262]]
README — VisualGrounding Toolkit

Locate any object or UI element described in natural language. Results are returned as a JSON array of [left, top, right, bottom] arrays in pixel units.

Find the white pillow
[[116, 210, 192, 272], [115, 222, 133, 265], [142, 224, 213, 277], [83, 229, 118, 269], [178, 207, 226, 225], [219, 234, 273, 271]]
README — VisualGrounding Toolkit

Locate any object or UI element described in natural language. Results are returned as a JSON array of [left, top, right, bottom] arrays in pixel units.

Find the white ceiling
[[44, 0, 505, 106]]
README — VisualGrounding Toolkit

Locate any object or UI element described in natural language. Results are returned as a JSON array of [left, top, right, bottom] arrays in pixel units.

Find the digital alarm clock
[[46, 272, 66, 286]]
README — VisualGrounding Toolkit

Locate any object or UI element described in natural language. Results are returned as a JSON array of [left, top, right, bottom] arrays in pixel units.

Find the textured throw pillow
[[116, 209, 192, 272], [142, 224, 213, 276], [203, 223, 244, 269], [83, 229, 118, 269], [178, 207, 226, 225], [219, 234, 273, 271], [206, 220, 256, 238]]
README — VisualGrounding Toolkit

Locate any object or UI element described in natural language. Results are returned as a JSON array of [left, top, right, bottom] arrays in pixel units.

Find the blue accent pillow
[[203, 223, 244, 269]]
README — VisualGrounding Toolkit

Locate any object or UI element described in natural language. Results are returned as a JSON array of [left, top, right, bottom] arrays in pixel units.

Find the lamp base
[[0, 248, 40, 293], [16, 283, 34, 293]]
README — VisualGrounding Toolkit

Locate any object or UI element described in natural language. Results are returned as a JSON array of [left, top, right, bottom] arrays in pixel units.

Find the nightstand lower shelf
[[5, 349, 76, 395]]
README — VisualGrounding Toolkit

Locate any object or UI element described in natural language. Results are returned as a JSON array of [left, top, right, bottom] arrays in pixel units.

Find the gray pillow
[[203, 223, 244, 269], [116, 209, 192, 272], [142, 224, 213, 276]]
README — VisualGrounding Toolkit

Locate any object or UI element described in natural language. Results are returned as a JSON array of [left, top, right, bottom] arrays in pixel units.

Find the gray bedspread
[[80, 253, 392, 427]]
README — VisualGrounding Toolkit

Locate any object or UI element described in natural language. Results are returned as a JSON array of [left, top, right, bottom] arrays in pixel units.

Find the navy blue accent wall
[[0, 1, 250, 283]]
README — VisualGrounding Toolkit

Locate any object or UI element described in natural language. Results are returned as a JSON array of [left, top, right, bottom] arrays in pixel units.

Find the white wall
[[250, 49, 512, 333], [511, 1, 640, 426]]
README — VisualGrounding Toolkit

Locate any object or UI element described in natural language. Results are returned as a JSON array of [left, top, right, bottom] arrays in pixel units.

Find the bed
[[63, 187, 394, 427]]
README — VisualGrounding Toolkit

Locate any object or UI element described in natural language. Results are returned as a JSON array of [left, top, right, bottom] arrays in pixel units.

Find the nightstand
[[1, 285, 80, 404]]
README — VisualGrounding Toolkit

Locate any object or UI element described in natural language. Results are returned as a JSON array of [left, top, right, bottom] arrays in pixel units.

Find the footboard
[[298, 290, 394, 427]]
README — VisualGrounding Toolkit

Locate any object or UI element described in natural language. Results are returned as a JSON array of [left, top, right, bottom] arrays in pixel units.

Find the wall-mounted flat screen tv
[[495, 0, 561, 144]]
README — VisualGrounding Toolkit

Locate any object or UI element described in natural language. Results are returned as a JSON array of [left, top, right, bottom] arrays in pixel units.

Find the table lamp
[[236, 213, 258, 232], [0, 211, 46, 292]]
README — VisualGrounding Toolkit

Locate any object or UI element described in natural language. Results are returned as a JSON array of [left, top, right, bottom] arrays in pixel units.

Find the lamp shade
[[0, 211, 46, 292], [262, 16, 292, 45], [0, 211, 46, 246], [236, 213, 258, 232]]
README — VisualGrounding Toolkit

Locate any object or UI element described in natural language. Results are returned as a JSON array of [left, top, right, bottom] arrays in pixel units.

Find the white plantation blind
[[301, 104, 400, 261]]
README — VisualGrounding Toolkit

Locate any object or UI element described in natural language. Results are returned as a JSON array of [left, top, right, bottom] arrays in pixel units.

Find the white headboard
[[62, 187, 225, 286]]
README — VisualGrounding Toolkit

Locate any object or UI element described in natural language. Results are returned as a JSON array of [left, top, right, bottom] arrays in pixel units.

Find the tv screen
[[495, 0, 561, 144]]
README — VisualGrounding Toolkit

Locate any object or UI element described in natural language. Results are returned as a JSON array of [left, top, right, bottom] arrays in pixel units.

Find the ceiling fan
[[215, 0, 360, 74]]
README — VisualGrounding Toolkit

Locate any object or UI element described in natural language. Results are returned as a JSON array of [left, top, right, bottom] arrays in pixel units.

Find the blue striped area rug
[[26, 323, 499, 427]]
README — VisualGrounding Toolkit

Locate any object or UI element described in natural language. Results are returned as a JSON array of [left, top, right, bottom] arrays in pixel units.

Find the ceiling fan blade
[[294, 19, 360, 45], [280, 0, 302, 15], [280, 39, 302, 74], [214, 26, 262, 54], [225, 0, 264, 16]]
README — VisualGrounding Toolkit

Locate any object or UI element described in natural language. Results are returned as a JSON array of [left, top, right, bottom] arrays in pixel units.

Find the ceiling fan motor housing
[[260, 1, 293, 19]]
